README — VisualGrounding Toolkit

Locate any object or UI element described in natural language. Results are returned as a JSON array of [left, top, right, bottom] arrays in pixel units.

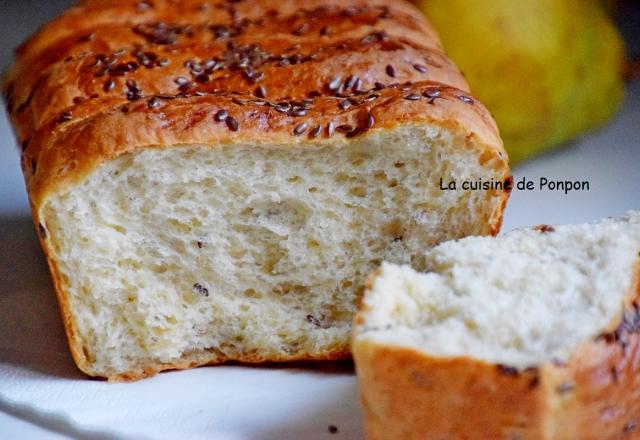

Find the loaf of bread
[[354, 212, 640, 440], [3, 0, 509, 380]]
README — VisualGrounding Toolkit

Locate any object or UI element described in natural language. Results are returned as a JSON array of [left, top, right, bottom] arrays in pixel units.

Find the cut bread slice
[[6, 0, 510, 381], [39, 120, 508, 381], [354, 212, 640, 440]]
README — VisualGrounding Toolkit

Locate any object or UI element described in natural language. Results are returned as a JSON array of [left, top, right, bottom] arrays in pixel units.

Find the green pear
[[419, 0, 625, 164]]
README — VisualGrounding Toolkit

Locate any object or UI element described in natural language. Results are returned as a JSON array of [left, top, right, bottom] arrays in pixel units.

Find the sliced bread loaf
[[354, 212, 640, 440], [4, 0, 510, 380]]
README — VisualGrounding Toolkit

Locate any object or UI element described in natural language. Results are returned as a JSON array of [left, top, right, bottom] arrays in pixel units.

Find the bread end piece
[[354, 213, 640, 439]]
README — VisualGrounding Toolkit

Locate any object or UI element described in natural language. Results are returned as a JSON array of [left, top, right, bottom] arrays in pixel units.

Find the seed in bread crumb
[[225, 116, 239, 132], [294, 122, 308, 136], [147, 97, 161, 109], [413, 64, 428, 73], [610, 366, 619, 383], [423, 89, 441, 104], [327, 76, 342, 91], [38, 223, 47, 239], [352, 78, 363, 92], [528, 376, 540, 389], [328, 425, 338, 434], [337, 124, 354, 133], [306, 314, 321, 327], [214, 110, 228, 121], [136, 1, 153, 11], [385, 64, 396, 77], [556, 381, 575, 394], [363, 112, 375, 130], [103, 78, 116, 92], [338, 100, 351, 110], [327, 121, 335, 137], [293, 22, 309, 36], [309, 125, 322, 138], [174, 76, 190, 87], [535, 225, 555, 233], [195, 73, 209, 83], [624, 420, 637, 434], [254, 86, 267, 98], [497, 364, 519, 376], [57, 112, 73, 124], [344, 75, 356, 89], [193, 283, 209, 297]]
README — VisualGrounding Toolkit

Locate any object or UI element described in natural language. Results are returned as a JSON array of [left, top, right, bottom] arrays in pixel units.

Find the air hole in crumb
[[243, 288, 261, 298], [479, 150, 495, 165], [109, 224, 126, 234], [373, 170, 386, 180], [274, 283, 308, 295], [349, 186, 366, 197], [384, 219, 404, 241], [228, 246, 246, 259], [334, 172, 353, 183]]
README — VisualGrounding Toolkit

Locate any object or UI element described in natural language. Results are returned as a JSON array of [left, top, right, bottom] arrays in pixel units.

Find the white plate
[[1, 79, 638, 439]]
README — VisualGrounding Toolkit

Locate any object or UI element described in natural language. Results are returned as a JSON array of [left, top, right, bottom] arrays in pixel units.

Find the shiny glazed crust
[[3, 0, 510, 380], [354, 264, 640, 440]]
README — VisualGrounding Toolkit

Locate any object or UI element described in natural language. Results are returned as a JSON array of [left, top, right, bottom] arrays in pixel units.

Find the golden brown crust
[[107, 348, 352, 382], [355, 343, 547, 440], [5, 0, 509, 380], [11, 36, 463, 140], [12, 0, 441, 70], [25, 82, 505, 212], [353, 263, 640, 440], [5, 1, 453, 141]]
